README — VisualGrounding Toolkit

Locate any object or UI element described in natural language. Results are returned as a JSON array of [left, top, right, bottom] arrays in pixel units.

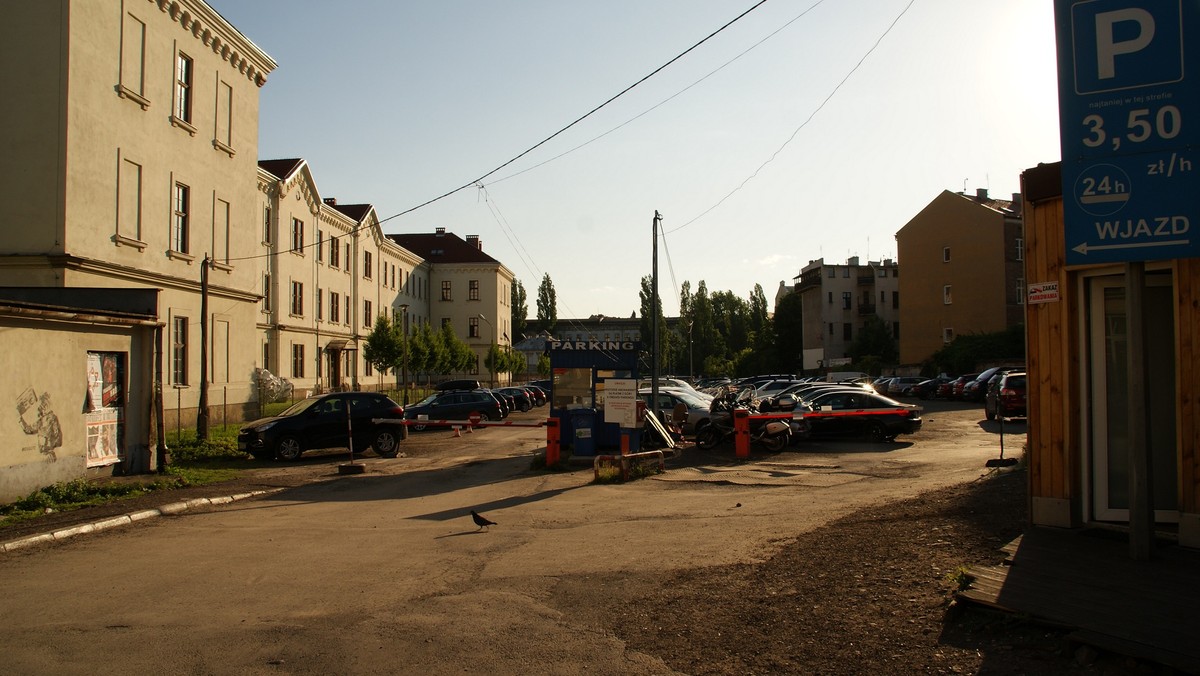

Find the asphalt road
[[0, 399, 1024, 675]]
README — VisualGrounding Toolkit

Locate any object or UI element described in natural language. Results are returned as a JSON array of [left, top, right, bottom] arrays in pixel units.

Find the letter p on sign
[[1096, 8, 1155, 79], [1069, 0, 1183, 94]]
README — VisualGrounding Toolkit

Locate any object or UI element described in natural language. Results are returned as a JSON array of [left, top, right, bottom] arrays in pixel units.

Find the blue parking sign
[[1055, 0, 1200, 264]]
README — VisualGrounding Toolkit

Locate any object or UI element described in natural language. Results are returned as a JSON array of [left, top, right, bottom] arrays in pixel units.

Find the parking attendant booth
[[548, 340, 641, 455]]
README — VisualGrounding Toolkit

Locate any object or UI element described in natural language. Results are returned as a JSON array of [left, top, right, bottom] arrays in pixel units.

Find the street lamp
[[478, 313, 494, 389], [399, 304, 410, 405]]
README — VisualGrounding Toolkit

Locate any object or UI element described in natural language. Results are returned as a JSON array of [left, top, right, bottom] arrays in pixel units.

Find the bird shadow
[[435, 530, 491, 539]]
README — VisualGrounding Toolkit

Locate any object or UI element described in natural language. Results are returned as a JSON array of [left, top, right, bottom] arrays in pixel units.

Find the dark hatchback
[[797, 390, 922, 442], [238, 392, 406, 461], [403, 389, 505, 431]]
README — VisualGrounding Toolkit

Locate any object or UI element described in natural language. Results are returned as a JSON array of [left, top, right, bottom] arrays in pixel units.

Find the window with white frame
[[469, 280, 480, 301], [943, 327, 955, 343], [943, 285, 952, 304], [469, 316, 480, 338], [1017, 277, 1025, 304], [171, 316, 188, 385], [291, 218, 304, 253], [1015, 238, 1024, 261], [291, 344, 305, 378], [441, 280, 452, 301], [173, 52, 193, 125], [171, 183, 189, 253], [942, 247, 951, 263]]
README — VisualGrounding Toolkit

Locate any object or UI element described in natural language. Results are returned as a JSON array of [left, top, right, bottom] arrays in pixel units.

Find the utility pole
[[400, 304, 410, 405], [197, 255, 210, 440], [651, 211, 661, 410]]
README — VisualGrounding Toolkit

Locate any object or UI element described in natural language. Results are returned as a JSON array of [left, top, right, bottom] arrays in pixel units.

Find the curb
[[1, 489, 283, 553]]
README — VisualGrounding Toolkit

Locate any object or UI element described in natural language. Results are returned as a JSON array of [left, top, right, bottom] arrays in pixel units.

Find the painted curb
[[2, 489, 281, 553]]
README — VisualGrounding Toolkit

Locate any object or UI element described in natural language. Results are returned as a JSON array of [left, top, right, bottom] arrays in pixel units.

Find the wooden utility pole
[[197, 256, 210, 440]]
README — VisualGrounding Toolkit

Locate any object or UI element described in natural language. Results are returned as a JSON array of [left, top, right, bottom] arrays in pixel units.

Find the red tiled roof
[[387, 232, 497, 265]]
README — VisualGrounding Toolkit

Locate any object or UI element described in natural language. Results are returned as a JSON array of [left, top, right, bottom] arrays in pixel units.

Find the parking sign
[[1055, 0, 1200, 264]]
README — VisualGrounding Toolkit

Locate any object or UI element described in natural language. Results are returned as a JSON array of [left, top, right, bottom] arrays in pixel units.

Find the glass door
[[1087, 273, 1178, 522]]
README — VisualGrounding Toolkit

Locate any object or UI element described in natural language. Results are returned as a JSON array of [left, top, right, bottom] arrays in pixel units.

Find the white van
[[825, 371, 868, 382]]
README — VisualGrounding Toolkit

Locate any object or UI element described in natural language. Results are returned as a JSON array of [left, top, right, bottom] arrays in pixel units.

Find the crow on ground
[[470, 510, 496, 530]]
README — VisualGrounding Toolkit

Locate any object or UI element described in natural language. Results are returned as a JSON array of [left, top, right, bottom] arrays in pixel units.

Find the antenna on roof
[[963, 178, 968, 192]]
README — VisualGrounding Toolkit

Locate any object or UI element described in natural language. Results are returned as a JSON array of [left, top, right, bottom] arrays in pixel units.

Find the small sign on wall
[[1028, 281, 1061, 305]]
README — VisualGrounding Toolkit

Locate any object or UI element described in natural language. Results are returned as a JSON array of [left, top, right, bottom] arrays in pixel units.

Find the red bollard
[[734, 408, 751, 458], [545, 417, 561, 466]]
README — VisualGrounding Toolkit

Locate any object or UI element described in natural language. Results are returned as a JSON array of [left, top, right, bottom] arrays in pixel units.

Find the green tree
[[639, 275, 674, 375], [536, 274, 557, 334], [536, 353, 551, 378], [362, 315, 402, 377], [848, 315, 899, 369], [511, 280, 528, 339], [408, 320, 433, 384], [773, 290, 804, 374]]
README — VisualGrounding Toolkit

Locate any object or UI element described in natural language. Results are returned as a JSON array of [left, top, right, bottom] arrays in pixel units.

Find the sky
[[210, 0, 1062, 319]]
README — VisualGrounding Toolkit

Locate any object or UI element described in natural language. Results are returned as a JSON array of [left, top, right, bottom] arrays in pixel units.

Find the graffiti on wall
[[17, 388, 62, 462]]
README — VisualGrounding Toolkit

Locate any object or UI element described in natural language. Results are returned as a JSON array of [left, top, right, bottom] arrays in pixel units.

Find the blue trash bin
[[569, 408, 597, 455]]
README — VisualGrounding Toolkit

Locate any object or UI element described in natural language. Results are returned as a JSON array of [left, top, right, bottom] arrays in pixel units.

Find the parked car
[[985, 371, 1027, 420], [911, 377, 951, 400], [798, 390, 923, 442], [488, 389, 515, 417], [871, 377, 894, 394], [497, 387, 533, 412], [886, 376, 926, 396], [935, 377, 959, 399], [523, 385, 548, 407], [238, 392, 406, 461], [639, 387, 712, 436], [951, 373, 980, 400], [963, 366, 1024, 402], [403, 389, 505, 431]]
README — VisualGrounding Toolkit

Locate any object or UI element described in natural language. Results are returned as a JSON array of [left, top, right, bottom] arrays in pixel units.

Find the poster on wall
[[86, 408, 122, 467], [85, 352, 125, 468]]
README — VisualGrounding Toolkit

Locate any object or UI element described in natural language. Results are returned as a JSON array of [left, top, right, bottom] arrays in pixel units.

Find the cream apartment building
[[0, 1, 515, 496], [894, 189, 1024, 366], [256, 159, 428, 396], [0, 0, 276, 480]]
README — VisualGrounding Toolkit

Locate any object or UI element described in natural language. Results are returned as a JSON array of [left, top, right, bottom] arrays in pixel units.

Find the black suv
[[403, 389, 505, 431], [238, 392, 406, 461]]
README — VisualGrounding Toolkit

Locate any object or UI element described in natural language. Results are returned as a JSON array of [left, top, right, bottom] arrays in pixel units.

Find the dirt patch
[[553, 469, 1142, 674]]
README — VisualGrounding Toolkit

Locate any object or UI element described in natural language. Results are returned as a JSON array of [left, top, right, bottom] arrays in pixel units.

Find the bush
[[168, 436, 244, 463]]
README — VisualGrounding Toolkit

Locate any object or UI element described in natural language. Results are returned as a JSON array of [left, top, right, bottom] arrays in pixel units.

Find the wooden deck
[[959, 526, 1200, 673]]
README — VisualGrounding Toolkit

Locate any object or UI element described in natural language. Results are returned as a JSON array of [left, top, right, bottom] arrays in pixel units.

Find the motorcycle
[[695, 386, 791, 452]]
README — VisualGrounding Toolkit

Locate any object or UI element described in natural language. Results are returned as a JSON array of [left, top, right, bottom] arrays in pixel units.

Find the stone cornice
[[150, 0, 277, 88], [18, 254, 262, 303]]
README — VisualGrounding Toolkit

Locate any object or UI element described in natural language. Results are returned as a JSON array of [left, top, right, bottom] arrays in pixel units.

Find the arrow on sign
[[1072, 239, 1191, 256]]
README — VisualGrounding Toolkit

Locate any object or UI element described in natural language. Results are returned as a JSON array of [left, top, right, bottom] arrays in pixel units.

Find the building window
[[942, 247, 951, 263], [118, 158, 143, 242], [943, 327, 955, 344], [316, 288, 323, 321], [171, 316, 188, 385], [943, 285, 953, 305], [877, 267, 887, 277], [827, 267, 836, 278], [469, 280, 480, 301], [1015, 238, 1024, 261], [290, 281, 304, 316], [364, 300, 372, 327], [843, 323, 852, 341], [119, 13, 147, 101], [345, 242, 351, 271], [171, 183, 189, 253], [330, 236, 340, 268], [291, 344, 305, 378], [828, 323, 834, 336], [892, 291, 899, 309], [364, 251, 373, 279], [263, 340, 270, 371], [345, 294, 351, 324], [330, 292, 340, 324], [469, 316, 480, 338], [317, 230, 324, 262], [441, 280, 452, 301], [291, 219, 304, 254], [263, 205, 272, 244], [1017, 277, 1025, 305], [880, 290, 885, 303], [174, 52, 193, 124], [893, 322, 900, 339], [827, 291, 833, 305], [843, 267, 851, 278], [215, 80, 233, 150], [262, 274, 271, 312], [213, 198, 230, 264], [842, 292, 852, 310]]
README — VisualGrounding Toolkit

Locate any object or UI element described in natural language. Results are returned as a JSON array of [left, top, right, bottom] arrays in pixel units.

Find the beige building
[[894, 189, 1024, 366], [256, 159, 428, 395], [0, 0, 276, 460], [0, 1, 518, 495], [791, 257, 899, 372], [389, 230, 515, 388]]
